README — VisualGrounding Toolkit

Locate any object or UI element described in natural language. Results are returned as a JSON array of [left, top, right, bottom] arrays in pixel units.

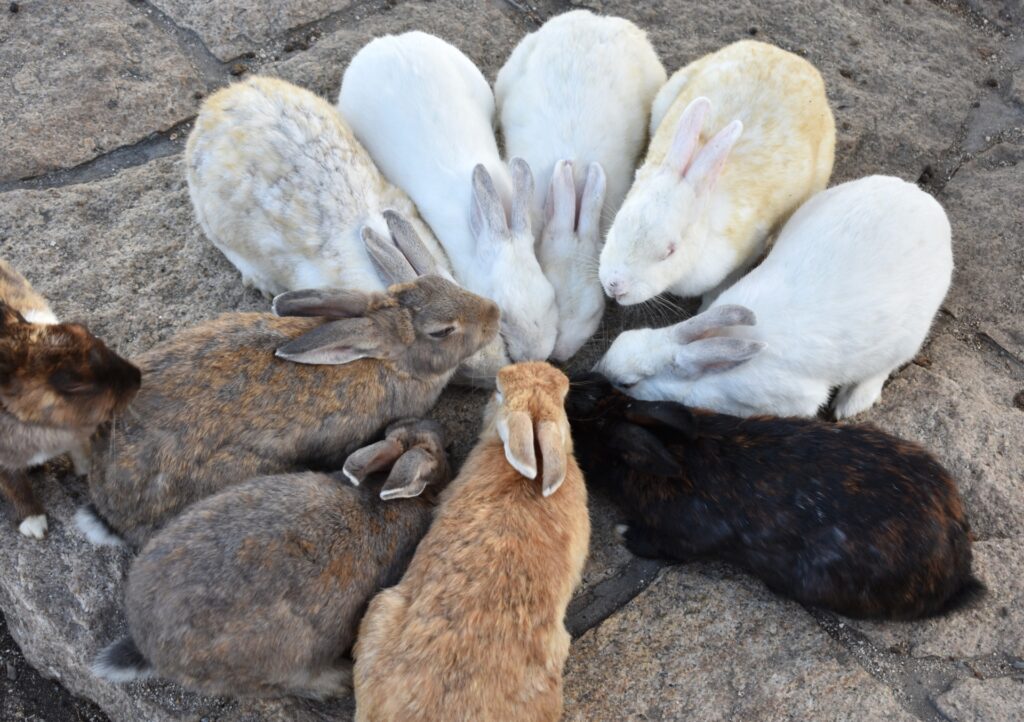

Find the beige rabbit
[[353, 362, 590, 721], [600, 40, 836, 306]]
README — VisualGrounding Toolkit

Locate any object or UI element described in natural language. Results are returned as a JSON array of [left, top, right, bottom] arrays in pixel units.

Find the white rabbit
[[338, 31, 558, 362], [494, 10, 665, 360], [599, 40, 836, 306], [596, 176, 953, 419], [536, 160, 607, 361], [185, 75, 508, 386]]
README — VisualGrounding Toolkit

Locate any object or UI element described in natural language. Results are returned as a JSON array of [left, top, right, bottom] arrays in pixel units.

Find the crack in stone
[[566, 558, 666, 639], [129, 0, 232, 84]]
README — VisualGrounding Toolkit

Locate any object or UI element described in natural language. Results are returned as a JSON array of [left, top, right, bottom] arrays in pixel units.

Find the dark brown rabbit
[[85, 265, 498, 549], [0, 259, 140, 539], [566, 373, 982, 619], [92, 419, 450, 699]]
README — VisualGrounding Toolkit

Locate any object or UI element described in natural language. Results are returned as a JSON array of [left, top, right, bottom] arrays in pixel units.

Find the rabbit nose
[[606, 280, 627, 301]]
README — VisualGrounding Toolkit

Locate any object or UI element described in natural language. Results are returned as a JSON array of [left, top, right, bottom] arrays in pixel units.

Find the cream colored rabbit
[[600, 40, 836, 306]]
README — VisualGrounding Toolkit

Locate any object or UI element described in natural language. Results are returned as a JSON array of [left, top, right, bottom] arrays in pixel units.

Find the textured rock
[[936, 677, 1024, 721], [150, 0, 358, 61], [563, 564, 916, 721], [0, 0, 210, 182], [940, 145, 1024, 359], [863, 331, 1024, 539], [850, 540, 1023, 660]]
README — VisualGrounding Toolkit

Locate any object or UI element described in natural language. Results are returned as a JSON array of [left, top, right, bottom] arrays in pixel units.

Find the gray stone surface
[[150, 0, 358, 61], [0, 1, 1022, 721], [563, 564, 917, 722], [0, 0, 211, 183], [937, 677, 1024, 722]]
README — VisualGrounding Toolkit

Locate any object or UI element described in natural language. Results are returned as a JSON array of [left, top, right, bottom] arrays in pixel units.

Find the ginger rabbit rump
[[567, 374, 982, 620], [185, 75, 508, 386], [495, 10, 667, 359], [600, 40, 836, 306], [353, 362, 590, 722], [83, 272, 498, 549], [339, 31, 558, 362], [93, 420, 451, 699], [0, 259, 140, 539], [596, 175, 953, 418]]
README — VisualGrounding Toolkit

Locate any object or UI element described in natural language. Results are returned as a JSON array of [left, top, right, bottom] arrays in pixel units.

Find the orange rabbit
[[353, 361, 590, 721]]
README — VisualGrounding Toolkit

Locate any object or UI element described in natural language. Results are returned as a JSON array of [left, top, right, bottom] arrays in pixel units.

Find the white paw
[[19, 515, 48, 540], [614, 523, 630, 542], [74, 507, 125, 547]]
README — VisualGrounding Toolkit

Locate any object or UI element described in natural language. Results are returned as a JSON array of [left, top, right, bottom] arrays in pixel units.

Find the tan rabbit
[[0, 259, 140, 539], [353, 361, 590, 722], [600, 40, 836, 306]]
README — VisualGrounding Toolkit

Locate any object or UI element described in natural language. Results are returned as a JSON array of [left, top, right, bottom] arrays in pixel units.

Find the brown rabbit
[[93, 419, 451, 699], [353, 361, 590, 722], [85, 269, 499, 549], [0, 259, 140, 539]]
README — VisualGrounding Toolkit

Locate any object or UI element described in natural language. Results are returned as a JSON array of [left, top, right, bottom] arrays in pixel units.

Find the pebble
[[6, 661, 16, 681]]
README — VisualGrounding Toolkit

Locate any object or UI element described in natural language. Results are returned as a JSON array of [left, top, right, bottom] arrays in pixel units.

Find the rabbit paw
[[615, 522, 661, 559], [18, 514, 48, 540]]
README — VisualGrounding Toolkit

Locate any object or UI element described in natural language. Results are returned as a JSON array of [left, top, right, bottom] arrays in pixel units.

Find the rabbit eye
[[428, 326, 456, 339], [660, 243, 677, 261], [619, 379, 638, 390]]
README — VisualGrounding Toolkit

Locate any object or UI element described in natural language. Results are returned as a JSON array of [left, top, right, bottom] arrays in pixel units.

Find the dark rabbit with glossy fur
[[566, 373, 982, 619], [85, 240, 499, 548], [92, 419, 451, 699]]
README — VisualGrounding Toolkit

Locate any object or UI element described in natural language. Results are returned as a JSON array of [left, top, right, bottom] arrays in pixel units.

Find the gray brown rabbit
[[93, 419, 451, 699], [84, 267, 498, 548], [0, 259, 140, 539]]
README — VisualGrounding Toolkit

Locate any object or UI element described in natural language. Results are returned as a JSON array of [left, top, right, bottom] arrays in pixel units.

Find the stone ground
[[0, 0, 1022, 719]]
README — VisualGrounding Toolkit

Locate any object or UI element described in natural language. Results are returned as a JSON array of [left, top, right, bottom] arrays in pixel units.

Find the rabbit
[[566, 374, 983, 620], [83, 272, 499, 549], [185, 75, 509, 387], [595, 175, 953, 418], [339, 31, 558, 362], [353, 362, 590, 722], [599, 40, 836, 306], [494, 10, 666, 360], [0, 259, 140, 539], [92, 419, 451, 699]]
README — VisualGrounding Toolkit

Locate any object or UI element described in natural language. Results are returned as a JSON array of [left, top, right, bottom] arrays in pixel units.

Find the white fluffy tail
[[74, 505, 125, 547], [92, 637, 153, 683]]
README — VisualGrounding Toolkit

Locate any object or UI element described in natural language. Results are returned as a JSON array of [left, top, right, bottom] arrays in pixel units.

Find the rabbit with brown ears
[[83, 235, 498, 549], [353, 362, 590, 722], [0, 259, 140, 539], [566, 374, 982, 620], [92, 419, 451, 699]]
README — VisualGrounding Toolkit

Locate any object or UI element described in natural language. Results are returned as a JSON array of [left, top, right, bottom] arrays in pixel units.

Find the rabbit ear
[[624, 401, 698, 441], [342, 436, 405, 487], [673, 337, 765, 380], [383, 210, 452, 280], [672, 305, 756, 343], [544, 159, 577, 235], [363, 224, 417, 284], [664, 96, 711, 175], [380, 446, 444, 500], [272, 289, 375, 318], [509, 158, 534, 237], [577, 162, 607, 242], [470, 164, 510, 241], [0, 302, 25, 332], [536, 420, 567, 497], [498, 409, 537, 479], [684, 119, 743, 194], [276, 318, 392, 365], [608, 422, 683, 477]]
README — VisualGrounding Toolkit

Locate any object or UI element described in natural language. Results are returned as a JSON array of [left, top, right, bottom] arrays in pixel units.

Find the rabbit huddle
[[0, 7, 982, 721]]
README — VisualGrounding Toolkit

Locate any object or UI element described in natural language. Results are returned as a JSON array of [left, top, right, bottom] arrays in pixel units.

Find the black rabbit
[[566, 373, 982, 619]]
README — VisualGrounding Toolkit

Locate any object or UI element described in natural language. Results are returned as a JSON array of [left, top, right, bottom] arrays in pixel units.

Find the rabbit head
[[342, 418, 451, 501], [485, 361, 571, 497], [471, 160, 558, 362], [599, 97, 743, 305], [363, 210, 510, 386], [0, 302, 141, 429], [595, 304, 764, 401], [273, 273, 499, 379], [540, 160, 607, 362]]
